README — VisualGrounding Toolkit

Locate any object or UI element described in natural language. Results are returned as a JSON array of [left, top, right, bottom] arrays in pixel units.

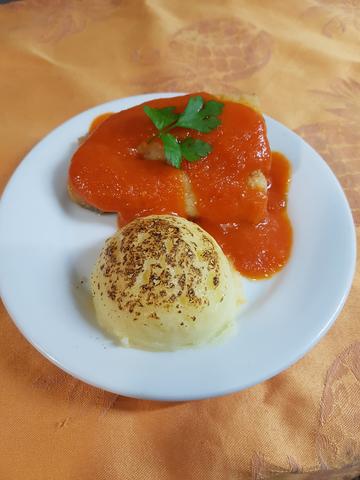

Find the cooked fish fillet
[[68, 93, 268, 221]]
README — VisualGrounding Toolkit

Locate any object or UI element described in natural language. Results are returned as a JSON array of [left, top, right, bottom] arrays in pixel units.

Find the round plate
[[0, 93, 356, 401]]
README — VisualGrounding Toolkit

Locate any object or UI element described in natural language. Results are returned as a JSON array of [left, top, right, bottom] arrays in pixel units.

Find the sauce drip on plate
[[69, 93, 292, 279]]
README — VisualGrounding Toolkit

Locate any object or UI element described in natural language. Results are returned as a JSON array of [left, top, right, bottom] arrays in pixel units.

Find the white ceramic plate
[[0, 93, 356, 401]]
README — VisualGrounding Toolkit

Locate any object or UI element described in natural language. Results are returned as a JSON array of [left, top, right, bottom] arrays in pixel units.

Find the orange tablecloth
[[0, 1, 359, 479]]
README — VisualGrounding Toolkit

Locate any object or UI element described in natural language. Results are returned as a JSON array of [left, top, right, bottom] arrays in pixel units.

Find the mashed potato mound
[[91, 215, 243, 351]]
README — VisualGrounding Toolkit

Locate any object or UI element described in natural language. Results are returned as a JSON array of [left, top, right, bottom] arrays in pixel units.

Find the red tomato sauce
[[69, 93, 292, 279], [197, 153, 292, 278]]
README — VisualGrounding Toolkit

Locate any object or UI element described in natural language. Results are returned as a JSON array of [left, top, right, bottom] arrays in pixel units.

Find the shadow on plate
[[68, 240, 114, 340]]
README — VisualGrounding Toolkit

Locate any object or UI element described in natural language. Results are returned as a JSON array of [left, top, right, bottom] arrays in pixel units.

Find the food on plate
[[68, 92, 292, 279], [68, 93, 270, 223], [91, 215, 243, 350]]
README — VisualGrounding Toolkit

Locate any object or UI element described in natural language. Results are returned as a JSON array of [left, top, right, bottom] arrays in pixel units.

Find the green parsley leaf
[[176, 97, 223, 133], [178, 95, 204, 119], [144, 105, 179, 130], [180, 138, 212, 162], [160, 133, 182, 169], [142, 95, 223, 168], [201, 100, 224, 117], [181, 115, 221, 133]]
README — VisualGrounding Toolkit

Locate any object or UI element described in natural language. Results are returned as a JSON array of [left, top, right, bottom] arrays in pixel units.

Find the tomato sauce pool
[[69, 94, 292, 279]]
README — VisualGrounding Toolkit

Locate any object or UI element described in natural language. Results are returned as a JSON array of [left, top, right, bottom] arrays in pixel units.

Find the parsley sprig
[[143, 95, 224, 168]]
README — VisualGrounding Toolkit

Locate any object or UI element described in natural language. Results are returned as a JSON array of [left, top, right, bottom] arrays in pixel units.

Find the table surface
[[0, 1, 359, 479]]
